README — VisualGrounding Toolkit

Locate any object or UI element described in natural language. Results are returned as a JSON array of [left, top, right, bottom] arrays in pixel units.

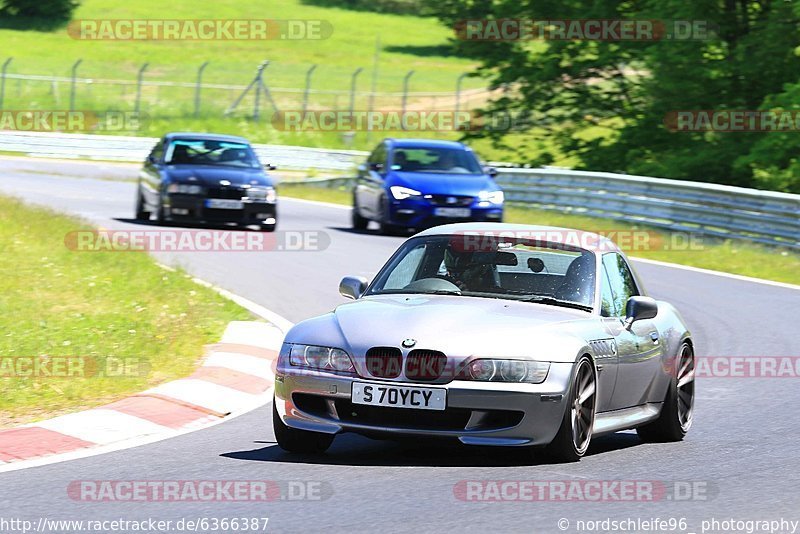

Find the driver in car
[[441, 248, 498, 292]]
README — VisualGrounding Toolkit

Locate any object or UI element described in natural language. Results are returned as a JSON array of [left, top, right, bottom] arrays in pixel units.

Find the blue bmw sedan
[[352, 139, 504, 234], [136, 132, 278, 231]]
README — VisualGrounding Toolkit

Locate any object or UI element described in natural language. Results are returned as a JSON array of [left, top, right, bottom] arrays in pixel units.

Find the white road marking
[[36, 410, 171, 445], [204, 352, 276, 381], [220, 320, 285, 349], [144, 379, 261, 415], [631, 256, 800, 291]]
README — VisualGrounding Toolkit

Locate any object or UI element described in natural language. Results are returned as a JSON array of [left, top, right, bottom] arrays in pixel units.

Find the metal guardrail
[[0, 131, 367, 171], [1, 131, 797, 248], [495, 168, 799, 249]]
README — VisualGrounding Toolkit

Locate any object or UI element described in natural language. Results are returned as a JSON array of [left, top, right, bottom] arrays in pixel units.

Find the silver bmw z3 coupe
[[273, 223, 695, 462]]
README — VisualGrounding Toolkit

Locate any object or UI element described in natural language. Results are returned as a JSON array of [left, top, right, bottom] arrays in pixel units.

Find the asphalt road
[[1, 157, 799, 534]]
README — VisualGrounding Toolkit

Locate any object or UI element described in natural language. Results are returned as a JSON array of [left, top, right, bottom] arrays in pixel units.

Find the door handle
[[649, 331, 659, 343]]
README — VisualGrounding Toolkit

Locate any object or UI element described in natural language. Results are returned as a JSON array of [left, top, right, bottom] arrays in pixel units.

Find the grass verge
[[279, 183, 800, 285], [0, 195, 253, 428]]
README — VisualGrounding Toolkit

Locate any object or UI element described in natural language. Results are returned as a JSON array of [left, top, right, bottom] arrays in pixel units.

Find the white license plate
[[205, 199, 243, 209], [433, 207, 471, 217], [351, 382, 446, 411]]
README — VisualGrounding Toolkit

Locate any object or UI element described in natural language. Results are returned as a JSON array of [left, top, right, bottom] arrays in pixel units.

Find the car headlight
[[460, 359, 549, 383], [245, 186, 277, 203], [390, 186, 422, 200], [478, 190, 504, 204], [288, 344, 355, 373], [167, 183, 204, 195]]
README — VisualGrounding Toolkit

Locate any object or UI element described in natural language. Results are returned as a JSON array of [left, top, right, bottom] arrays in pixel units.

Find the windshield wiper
[[517, 296, 593, 312]]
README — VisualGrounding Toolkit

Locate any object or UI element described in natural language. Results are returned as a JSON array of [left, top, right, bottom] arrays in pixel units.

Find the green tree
[[426, 0, 800, 190], [0, 0, 79, 26]]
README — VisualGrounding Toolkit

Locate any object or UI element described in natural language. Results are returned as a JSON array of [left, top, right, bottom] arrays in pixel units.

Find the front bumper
[[164, 194, 276, 225], [386, 198, 503, 228], [274, 362, 573, 447]]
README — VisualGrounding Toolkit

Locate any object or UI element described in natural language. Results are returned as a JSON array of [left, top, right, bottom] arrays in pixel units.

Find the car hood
[[163, 165, 272, 187], [388, 171, 497, 196], [285, 295, 597, 367]]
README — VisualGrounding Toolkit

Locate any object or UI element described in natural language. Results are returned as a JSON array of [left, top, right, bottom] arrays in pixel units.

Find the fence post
[[0, 57, 12, 110], [194, 61, 209, 118], [135, 62, 149, 113], [69, 59, 82, 112], [454, 72, 468, 129], [302, 64, 317, 117], [401, 70, 414, 130], [349, 67, 363, 115], [253, 61, 267, 120], [367, 35, 380, 144]]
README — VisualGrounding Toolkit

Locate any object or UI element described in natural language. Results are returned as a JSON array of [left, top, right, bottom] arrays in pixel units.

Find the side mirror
[[486, 167, 498, 178], [264, 163, 277, 171], [369, 162, 383, 172], [339, 276, 368, 300], [147, 154, 157, 165], [624, 296, 658, 328]]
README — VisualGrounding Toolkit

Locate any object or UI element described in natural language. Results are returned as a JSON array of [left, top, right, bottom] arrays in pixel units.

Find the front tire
[[135, 190, 149, 221], [272, 402, 334, 453], [352, 195, 369, 230], [637, 342, 694, 442], [155, 194, 167, 224], [543, 356, 597, 462], [378, 196, 403, 236]]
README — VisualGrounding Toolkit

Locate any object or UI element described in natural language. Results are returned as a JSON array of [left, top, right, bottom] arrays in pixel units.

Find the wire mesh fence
[[0, 61, 494, 122]]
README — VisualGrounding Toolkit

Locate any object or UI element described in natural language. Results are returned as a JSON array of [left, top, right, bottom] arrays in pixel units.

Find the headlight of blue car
[[288, 344, 356, 373], [389, 186, 422, 200], [459, 358, 549, 383], [478, 190, 504, 204], [245, 186, 277, 203]]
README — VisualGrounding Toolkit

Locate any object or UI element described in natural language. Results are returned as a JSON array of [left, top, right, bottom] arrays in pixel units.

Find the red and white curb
[[0, 320, 287, 473]]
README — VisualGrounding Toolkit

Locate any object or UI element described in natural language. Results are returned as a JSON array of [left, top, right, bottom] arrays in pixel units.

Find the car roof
[[385, 138, 468, 150], [164, 132, 251, 144], [414, 223, 621, 253]]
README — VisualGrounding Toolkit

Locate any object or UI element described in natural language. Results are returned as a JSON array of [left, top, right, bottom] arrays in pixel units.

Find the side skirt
[[593, 403, 662, 436]]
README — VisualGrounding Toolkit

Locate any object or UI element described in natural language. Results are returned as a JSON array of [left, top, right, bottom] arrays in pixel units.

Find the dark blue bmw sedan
[[136, 132, 278, 231], [352, 138, 503, 234]]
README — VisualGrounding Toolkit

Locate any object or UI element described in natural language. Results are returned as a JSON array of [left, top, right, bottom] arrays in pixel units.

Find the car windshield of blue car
[[390, 147, 483, 174], [165, 139, 260, 168], [366, 235, 596, 310]]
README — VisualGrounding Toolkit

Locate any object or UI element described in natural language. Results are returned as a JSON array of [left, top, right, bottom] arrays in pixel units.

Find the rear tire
[[637, 342, 694, 442], [272, 402, 334, 454], [542, 357, 596, 463]]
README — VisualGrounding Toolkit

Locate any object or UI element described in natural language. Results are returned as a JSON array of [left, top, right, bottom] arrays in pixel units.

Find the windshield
[[366, 235, 596, 309], [165, 139, 260, 168], [390, 147, 483, 174]]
